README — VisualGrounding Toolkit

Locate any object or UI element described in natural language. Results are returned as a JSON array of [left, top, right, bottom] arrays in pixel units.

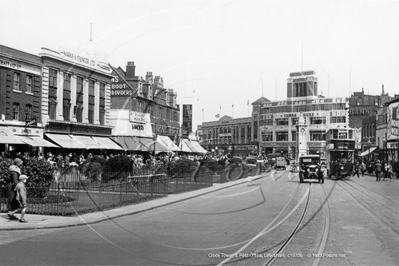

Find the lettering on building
[[348, 109, 370, 116], [131, 124, 144, 131], [129, 111, 146, 124]]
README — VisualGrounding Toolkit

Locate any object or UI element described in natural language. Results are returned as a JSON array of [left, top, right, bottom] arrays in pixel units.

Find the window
[[276, 118, 289, 126], [13, 103, 19, 120], [262, 132, 273, 141], [310, 117, 326, 125], [330, 116, 346, 123], [13, 73, 20, 91], [63, 73, 71, 91], [276, 131, 288, 141], [63, 100, 70, 121], [49, 98, 57, 120], [77, 76, 84, 94], [25, 105, 32, 121], [88, 80, 95, 124], [99, 83, 105, 125], [26, 75, 32, 93], [265, 119, 273, 126], [76, 104, 83, 123], [291, 118, 298, 125], [310, 131, 325, 141], [49, 69, 57, 88], [291, 131, 297, 141]]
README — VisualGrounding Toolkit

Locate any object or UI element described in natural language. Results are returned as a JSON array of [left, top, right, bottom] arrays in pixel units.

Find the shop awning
[[360, 147, 377, 157], [139, 137, 169, 152], [70, 135, 104, 149], [179, 139, 194, 153], [190, 140, 208, 154], [157, 135, 180, 152], [0, 127, 25, 144], [45, 134, 85, 149], [112, 136, 145, 151], [20, 136, 60, 148], [92, 137, 123, 150]]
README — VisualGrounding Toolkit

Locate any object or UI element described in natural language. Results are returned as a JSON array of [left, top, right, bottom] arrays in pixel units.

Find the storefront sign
[[0, 58, 41, 75], [129, 111, 146, 124], [10, 126, 43, 137], [131, 124, 144, 131], [46, 122, 111, 136], [40, 47, 112, 75], [227, 145, 257, 151]]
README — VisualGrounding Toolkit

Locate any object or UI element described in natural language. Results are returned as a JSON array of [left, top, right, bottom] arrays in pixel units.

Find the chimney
[[146, 72, 153, 81], [126, 61, 136, 78]]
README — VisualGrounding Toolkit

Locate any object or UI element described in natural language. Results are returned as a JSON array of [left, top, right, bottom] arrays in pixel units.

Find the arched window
[[356, 97, 363, 106]]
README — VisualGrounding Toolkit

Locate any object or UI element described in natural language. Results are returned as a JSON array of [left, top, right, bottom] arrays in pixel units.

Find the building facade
[[258, 71, 349, 159], [109, 61, 180, 151], [0, 45, 48, 154], [200, 115, 255, 156], [39, 47, 115, 150]]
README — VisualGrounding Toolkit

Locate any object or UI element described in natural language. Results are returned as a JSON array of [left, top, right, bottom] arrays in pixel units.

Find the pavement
[[0, 171, 270, 231]]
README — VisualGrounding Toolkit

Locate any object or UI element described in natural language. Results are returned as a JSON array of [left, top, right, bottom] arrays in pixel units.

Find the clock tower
[[296, 113, 307, 159]]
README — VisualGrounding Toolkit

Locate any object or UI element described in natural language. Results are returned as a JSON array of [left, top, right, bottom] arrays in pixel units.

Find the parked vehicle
[[299, 155, 324, 183]]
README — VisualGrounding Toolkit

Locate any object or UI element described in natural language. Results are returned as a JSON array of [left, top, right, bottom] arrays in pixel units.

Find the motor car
[[299, 155, 324, 183], [275, 156, 287, 170], [245, 157, 258, 167]]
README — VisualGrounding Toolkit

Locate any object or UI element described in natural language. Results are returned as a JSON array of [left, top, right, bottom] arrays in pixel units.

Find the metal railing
[[0, 171, 213, 216]]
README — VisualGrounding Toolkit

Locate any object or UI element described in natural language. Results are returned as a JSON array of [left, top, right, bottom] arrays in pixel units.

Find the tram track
[[336, 181, 399, 238]]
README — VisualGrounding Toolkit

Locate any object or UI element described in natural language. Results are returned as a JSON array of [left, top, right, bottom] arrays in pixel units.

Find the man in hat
[[8, 175, 29, 223], [7, 158, 23, 220]]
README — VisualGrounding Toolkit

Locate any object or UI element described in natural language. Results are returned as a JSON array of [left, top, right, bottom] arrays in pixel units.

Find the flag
[[215, 114, 220, 118], [219, 105, 221, 109], [202, 108, 204, 112], [247, 100, 249, 105], [232, 104, 234, 107]]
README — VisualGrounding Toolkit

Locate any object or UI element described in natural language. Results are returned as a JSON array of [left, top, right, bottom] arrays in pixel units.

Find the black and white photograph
[[1, 0, 399, 265]]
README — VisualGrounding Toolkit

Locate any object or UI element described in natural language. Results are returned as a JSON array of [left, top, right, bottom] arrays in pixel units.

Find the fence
[[0, 171, 213, 216]]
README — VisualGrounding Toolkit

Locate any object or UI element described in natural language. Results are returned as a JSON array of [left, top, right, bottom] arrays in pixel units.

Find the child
[[9, 174, 28, 223]]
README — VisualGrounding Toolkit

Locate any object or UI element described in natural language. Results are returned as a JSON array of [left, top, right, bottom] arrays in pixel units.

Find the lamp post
[[383, 136, 387, 164], [367, 137, 371, 164]]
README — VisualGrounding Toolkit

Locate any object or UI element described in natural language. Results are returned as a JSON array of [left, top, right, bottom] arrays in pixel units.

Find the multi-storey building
[[39, 46, 117, 150], [258, 70, 349, 159], [0, 45, 57, 155], [349, 87, 393, 158], [109, 62, 180, 152], [200, 115, 256, 156]]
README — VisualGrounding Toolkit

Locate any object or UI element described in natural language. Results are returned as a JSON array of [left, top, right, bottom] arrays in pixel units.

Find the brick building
[[0, 45, 57, 154]]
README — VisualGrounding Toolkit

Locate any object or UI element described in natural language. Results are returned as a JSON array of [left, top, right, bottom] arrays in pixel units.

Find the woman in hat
[[7, 158, 23, 220]]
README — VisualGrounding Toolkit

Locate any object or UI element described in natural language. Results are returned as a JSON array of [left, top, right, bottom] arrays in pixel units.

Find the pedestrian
[[7, 158, 23, 220], [8, 174, 29, 223], [361, 161, 366, 176], [393, 161, 399, 179], [374, 160, 382, 182], [352, 162, 360, 178]]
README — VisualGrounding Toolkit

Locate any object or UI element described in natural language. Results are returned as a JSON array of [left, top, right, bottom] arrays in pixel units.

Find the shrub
[[201, 159, 224, 173], [22, 157, 55, 198], [82, 162, 103, 182], [0, 158, 13, 185], [168, 158, 199, 178], [102, 155, 132, 182]]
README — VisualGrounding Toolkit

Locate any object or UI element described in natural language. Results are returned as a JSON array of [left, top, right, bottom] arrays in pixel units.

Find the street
[[1, 170, 399, 266]]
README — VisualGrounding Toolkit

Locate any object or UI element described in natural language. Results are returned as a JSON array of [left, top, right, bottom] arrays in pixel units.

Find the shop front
[[44, 121, 121, 153]]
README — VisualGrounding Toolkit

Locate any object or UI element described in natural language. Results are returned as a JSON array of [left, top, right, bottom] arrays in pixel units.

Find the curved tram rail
[[218, 178, 332, 266]]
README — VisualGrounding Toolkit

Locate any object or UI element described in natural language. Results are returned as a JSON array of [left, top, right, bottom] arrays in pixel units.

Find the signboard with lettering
[[348, 108, 372, 116], [40, 47, 112, 75], [110, 109, 153, 137], [0, 57, 41, 75], [110, 74, 137, 97]]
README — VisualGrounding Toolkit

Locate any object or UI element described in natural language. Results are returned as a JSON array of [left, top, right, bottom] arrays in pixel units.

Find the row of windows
[[260, 117, 327, 126], [12, 103, 32, 121], [260, 103, 347, 114], [13, 73, 33, 93], [261, 131, 326, 142], [136, 100, 179, 121]]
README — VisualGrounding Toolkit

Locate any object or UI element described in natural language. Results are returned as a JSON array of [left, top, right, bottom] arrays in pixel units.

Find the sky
[[1, 0, 399, 130]]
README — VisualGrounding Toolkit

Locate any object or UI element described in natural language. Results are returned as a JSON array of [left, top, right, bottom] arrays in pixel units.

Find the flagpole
[[232, 104, 234, 118], [202, 108, 204, 122]]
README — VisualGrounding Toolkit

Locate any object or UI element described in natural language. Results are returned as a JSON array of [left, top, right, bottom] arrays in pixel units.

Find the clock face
[[301, 128, 305, 132]]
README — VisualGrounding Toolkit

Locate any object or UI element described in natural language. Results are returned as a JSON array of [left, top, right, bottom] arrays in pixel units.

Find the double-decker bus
[[325, 128, 356, 178]]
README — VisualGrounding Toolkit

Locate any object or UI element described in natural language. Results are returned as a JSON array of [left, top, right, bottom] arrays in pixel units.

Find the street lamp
[[367, 137, 371, 163], [383, 136, 387, 164]]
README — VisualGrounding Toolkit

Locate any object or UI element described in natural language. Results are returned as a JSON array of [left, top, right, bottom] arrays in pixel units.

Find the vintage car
[[299, 155, 324, 183], [275, 156, 287, 170]]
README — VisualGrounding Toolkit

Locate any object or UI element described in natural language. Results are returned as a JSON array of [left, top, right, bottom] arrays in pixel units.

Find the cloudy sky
[[2, 0, 399, 129]]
